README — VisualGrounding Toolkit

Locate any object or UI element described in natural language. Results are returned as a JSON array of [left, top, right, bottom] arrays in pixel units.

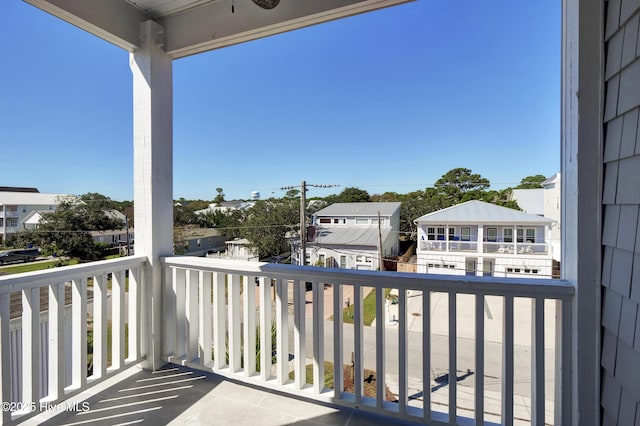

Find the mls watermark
[[1, 401, 90, 413]]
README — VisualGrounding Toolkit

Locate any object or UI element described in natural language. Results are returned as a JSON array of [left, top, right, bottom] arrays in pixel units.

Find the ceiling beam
[[24, 0, 149, 51], [160, 0, 414, 59]]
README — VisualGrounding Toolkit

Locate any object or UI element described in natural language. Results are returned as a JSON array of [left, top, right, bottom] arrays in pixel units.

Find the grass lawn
[[0, 258, 79, 274], [341, 288, 392, 326]]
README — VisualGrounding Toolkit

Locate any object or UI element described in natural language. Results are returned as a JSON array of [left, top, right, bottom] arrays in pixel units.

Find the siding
[[602, 0, 640, 423]]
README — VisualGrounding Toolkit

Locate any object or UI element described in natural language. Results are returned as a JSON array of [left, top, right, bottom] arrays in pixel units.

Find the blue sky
[[1, 0, 560, 202]]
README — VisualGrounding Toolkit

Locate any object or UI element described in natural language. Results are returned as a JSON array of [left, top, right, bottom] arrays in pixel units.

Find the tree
[[15, 194, 124, 260], [516, 174, 547, 189], [325, 187, 370, 204], [240, 199, 298, 259], [434, 168, 490, 204], [197, 209, 243, 239], [214, 187, 225, 204]]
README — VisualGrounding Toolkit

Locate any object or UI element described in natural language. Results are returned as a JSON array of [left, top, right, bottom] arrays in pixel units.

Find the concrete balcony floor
[[22, 364, 418, 426]]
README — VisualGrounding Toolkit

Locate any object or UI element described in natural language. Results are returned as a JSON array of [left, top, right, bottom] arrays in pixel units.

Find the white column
[[477, 224, 484, 254], [131, 20, 174, 371]]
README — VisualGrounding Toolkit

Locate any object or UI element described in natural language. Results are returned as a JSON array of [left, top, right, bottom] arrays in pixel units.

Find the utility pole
[[280, 181, 338, 265]]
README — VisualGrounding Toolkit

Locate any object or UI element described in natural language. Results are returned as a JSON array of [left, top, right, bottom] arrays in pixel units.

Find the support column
[[131, 20, 173, 371]]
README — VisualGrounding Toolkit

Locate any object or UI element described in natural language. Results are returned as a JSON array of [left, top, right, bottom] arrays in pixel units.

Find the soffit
[[24, 0, 413, 59]]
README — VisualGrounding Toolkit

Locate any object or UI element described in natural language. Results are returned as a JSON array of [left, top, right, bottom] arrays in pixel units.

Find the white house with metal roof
[[414, 200, 554, 279], [0, 191, 73, 245], [304, 202, 401, 270]]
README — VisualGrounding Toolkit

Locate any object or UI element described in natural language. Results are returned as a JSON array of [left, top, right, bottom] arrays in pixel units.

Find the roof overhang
[[24, 0, 413, 59]]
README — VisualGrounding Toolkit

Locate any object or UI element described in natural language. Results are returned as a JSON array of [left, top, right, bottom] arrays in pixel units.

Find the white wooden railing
[[0, 256, 147, 424], [163, 256, 574, 425]]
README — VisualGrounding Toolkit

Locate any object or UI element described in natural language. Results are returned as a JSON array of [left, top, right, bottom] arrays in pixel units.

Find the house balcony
[[482, 242, 549, 256], [0, 256, 573, 425], [419, 241, 478, 252]]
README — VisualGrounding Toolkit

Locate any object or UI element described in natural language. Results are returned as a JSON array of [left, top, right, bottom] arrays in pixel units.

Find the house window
[[197, 239, 201, 248], [461, 227, 470, 241], [366, 256, 372, 263], [208, 238, 212, 243], [427, 227, 436, 240], [319, 254, 325, 265], [437, 227, 445, 240], [356, 255, 364, 262], [517, 228, 524, 243], [355, 218, 368, 225], [448, 228, 455, 240], [7, 218, 18, 227], [333, 218, 346, 224], [339, 255, 347, 268], [0, 219, 3, 227], [486, 228, 497, 242], [526, 229, 535, 243], [319, 218, 331, 224], [504, 228, 513, 243]]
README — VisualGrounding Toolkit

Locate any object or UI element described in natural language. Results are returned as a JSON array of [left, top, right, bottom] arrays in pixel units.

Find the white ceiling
[[24, 0, 413, 59]]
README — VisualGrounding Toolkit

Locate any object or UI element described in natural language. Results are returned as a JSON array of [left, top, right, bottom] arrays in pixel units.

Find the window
[[319, 254, 325, 265], [486, 228, 497, 242], [355, 218, 368, 225], [504, 228, 513, 243], [526, 228, 535, 243], [7, 218, 18, 227], [333, 218, 346, 224], [356, 255, 364, 262], [532, 269, 539, 274], [339, 255, 347, 268], [516, 228, 524, 243], [197, 239, 201, 247], [448, 228, 455, 240], [0, 219, 3, 227], [208, 238, 212, 243], [319, 218, 331, 224], [427, 227, 436, 240], [366, 256, 372, 263], [437, 227, 445, 240], [461, 227, 470, 241]]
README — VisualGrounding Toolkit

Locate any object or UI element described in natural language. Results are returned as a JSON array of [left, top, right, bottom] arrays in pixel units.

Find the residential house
[[0, 191, 72, 245], [1, 1, 636, 425], [175, 226, 226, 257], [415, 200, 553, 278], [221, 238, 259, 261], [302, 202, 401, 270]]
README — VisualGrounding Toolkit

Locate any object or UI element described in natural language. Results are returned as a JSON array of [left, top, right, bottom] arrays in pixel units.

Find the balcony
[[0, 256, 573, 425], [419, 241, 478, 253], [483, 242, 549, 256]]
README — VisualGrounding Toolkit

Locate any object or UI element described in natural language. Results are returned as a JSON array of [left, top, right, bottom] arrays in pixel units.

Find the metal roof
[[0, 192, 73, 206], [311, 226, 392, 246], [414, 200, 552, 225], [314, 202, 401, 217], [25, 0, 413, 59]]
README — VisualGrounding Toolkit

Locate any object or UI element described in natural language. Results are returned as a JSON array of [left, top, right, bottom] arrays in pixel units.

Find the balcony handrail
[[0, 255, 147, 294], [163, 256, 573, 300]]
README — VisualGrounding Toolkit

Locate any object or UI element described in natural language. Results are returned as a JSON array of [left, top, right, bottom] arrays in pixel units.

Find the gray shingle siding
[[602, 1, 640, 422]]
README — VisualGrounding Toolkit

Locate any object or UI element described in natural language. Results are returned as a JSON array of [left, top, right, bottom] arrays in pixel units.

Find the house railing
[[163, 256, 573, 425], [0, 256, 147, 424], [483, 242, 549, 255], [419, 241, 478, 252]]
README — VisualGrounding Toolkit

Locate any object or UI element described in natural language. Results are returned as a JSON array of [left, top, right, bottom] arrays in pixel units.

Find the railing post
[[22, 287, 40, 407], [212, 272, 226, 370], [228, 274, 241, 372], [93, 274, 108, 379], [293, 280, 306, 390], [375, 286, 386, 409], [259, 277, 272, 381], [555, 298, 572, 425], [333, 283, 344, 399], [112, 270, 126, 369], [243, 275, 256, 377], [312, 281, 325, 394], [531, 297, 545, 425], [198, 271, 212, 367], [276, 279, 289, 385], [48, 282, 66, 400], [71, 278, 87, 390], [0, 294, 11, 425]]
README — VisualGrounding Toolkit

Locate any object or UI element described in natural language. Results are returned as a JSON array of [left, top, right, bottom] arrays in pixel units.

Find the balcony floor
[[22, 364, 419, 426]]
